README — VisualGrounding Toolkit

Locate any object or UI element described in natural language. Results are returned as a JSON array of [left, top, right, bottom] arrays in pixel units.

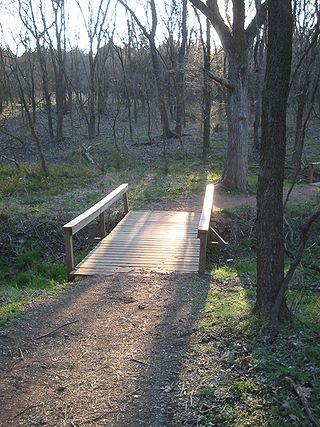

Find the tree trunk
[[150, 45, 173, 139], [190, 0, 268, 192], [175, 0, 187, 137], [292, 93, 306, 169], [256, 0, 292, 326], [221, 55, 249, 192], [202, 18, 211, 160]]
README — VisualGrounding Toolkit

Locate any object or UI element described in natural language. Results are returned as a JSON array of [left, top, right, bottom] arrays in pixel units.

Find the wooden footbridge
[[63, 183, 222, 280]]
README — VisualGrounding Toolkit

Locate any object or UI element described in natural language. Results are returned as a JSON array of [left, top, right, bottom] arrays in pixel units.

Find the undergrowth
[[176, 197, 320, 426]]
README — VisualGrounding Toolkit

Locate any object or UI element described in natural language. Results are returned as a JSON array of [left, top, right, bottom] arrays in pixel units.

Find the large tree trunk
[[221, 55, 249, 192], [256, 0, 292, 326]]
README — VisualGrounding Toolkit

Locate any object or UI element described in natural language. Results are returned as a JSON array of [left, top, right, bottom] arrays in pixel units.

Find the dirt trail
[[213, 182, 319, 210], [0, 274, 209, 427]]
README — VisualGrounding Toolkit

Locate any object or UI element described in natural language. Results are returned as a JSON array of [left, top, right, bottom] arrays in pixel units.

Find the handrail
[[63, 183, 129, 279], [197, 183, 214, 274], [63, 183, 128, 235]]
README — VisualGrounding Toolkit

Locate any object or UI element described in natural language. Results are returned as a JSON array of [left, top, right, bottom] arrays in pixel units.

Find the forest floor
[[1, 184, 320, 427]]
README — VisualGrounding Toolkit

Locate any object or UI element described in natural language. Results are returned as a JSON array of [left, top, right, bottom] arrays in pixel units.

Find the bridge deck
[[72, 210, 201, 276]]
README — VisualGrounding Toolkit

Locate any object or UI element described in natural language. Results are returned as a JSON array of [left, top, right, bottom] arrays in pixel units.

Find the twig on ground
[[35, 320, 78, 340], [129, 355, 155, 368], [14, 404, 38, 418], [18, 347, 24, 360], [286, 377, 320, 427]]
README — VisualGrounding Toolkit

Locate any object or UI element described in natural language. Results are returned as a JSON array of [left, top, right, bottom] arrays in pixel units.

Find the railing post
[[98, 212, 106, 238], [123, 191, 129, 214], [64, 228, 74, 281], [198, 231, 208, 274], [309, 164, 314, 183]]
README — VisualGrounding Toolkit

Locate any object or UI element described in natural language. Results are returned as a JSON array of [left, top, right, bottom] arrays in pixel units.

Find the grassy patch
[[0, 249, 70, 326], [177, 282, 320, 426]]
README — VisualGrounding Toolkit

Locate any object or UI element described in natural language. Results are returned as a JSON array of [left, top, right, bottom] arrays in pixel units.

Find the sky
[[0, 0, 255, 53]]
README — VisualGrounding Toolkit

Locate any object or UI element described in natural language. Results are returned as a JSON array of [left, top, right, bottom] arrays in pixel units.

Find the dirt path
[[213, 182, 319, 210], [0, 183, 318, 427], [148, 183, 319, 212], [0, 273, 209, 427]]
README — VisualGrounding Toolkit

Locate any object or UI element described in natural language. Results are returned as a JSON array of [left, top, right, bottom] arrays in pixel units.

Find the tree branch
[[189, 0, 233, 53], [245, 0, 268, 46], [271, 206, 320, 328], [117, 0, 151, 41], [205, 69, 235, 91], [285, 377, 320, 427]]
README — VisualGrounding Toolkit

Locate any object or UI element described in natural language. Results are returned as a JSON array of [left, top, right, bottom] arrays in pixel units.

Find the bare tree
[[6, 49, 48, 175], [190, 0, 268, 192], [76, 0, 112, 141], [38, 0, 67, 142], [291, 1, 320, 169], [18, 0, 55, 139], [118, 0, 175, 139]]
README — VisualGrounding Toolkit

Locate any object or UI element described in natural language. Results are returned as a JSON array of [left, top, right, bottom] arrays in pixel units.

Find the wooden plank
[[96, 241, 199, 247], [73, 267, 197, 275], [77, 257, 199, 267], [75, 261, 199, 268], [198, 184, 214, 234], [63, 183, 128, 235], [81, 251, 200, 262], [77, 253, 198, 262]]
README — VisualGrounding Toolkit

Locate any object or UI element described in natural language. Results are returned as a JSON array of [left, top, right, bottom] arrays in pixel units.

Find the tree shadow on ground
[[0, 271, 210, 427]]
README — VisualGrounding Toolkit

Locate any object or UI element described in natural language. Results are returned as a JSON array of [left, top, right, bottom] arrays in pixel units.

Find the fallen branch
[[35, 320, 78, 340], [129, 356, 155, 368], [285, 377, 320, 427], [14, 404, 38, 418], [0, 154, 20, 168]]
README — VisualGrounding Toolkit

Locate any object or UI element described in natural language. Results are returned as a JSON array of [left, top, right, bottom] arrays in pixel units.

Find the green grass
[[182, 281, 320, 426], [0, 249, 71, 325]]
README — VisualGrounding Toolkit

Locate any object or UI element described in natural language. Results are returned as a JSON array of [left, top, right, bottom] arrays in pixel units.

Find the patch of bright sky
[[0, 0, 256, 53]]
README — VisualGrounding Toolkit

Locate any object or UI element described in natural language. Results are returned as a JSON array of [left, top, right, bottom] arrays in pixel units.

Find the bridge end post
[[198, 231, 208, 274], [64, 227, 75, 281]]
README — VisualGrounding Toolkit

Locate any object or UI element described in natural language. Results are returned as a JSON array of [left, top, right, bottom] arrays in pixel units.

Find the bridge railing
[[197, 184, 214, 274], [63, 183, 129, 280]]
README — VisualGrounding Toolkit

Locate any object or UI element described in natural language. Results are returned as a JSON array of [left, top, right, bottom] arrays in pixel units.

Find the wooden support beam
[[198, 231, 208, 274], [209, 226, 228, 246], [123, 192, 129, 214], [64, 228, 74, 281], [309, 162, 320, 183], [98, 212, 106, 238]]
